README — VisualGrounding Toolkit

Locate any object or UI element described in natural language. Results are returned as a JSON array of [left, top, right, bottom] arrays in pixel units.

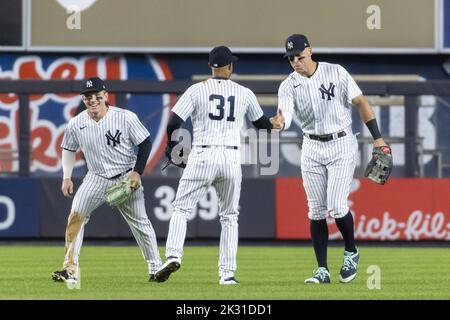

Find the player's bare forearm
[[352, 95, 375, 123], [352, 95, 388, 147]]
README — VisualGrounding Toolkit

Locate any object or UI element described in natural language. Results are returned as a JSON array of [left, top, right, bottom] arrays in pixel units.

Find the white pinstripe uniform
[[165, 78, 263, 279], [61, 107, 162, 275], [279, 62, 361, 220]]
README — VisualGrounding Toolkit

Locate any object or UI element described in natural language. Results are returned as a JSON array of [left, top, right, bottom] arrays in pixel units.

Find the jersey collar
[[307, 61, 319, 78]]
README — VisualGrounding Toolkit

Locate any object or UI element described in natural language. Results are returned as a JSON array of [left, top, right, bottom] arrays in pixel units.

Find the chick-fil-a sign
[[276, 178, 450, 240]]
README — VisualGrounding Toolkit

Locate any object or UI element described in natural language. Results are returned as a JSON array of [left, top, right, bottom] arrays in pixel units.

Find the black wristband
[[134, 138, 152, 175], [252, 115, 272, 132], [365, 119, 382, 140]]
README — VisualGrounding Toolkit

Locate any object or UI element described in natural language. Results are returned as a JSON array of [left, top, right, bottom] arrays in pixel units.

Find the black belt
[[306, 131, 346, 142], [109, 168, 132, 180], [200, 145, 238, 150]]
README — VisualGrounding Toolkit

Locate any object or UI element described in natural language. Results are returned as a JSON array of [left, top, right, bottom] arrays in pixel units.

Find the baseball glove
[[104, 177, 138, 206], [364, 145, 393, 185]]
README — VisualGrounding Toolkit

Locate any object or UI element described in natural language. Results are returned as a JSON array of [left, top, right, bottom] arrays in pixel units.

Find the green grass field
[[0, 245, 449, 300]]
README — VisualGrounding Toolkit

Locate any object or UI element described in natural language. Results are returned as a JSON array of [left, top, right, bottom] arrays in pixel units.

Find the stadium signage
[[0, 55, 171, 174], [349, 211, 449, 240], [276, 178, 450, 241], [0, 195, 15, 230], [0, 179, 39, 237]]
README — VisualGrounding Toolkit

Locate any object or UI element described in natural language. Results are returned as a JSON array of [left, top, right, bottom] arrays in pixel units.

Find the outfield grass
[[0, 245, 448, 300]]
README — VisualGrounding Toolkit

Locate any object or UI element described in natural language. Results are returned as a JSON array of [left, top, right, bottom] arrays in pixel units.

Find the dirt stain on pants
[[63, 212, 84, 274]]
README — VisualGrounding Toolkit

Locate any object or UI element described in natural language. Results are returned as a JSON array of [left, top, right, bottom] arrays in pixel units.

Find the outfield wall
[[0, 178, 448, 241], [1, 53, 449, 178]]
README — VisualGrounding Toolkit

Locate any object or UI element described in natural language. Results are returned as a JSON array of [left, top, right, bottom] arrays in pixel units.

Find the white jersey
[[172, 78, 264, 147], [162, 78, 263, 282], [61, 107, 150, 178], [278, 62, 362, 135], [278, 61, 361, 221]]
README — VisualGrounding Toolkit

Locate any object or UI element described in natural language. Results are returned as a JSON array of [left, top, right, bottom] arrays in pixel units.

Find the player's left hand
[[128, 171, 141, 191], [373, 138, 388, 148], [364, 143, 393, 185], [104, 177, 136, 207]]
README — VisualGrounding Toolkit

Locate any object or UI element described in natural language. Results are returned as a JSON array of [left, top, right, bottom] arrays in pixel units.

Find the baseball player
[[154, 46, 274, 285], [271, 34, 391, 284], [51, 77, 162, 286]]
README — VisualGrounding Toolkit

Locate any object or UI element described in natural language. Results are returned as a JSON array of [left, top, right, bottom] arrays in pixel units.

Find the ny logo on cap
[[287, 41, 294, 49], [86, 80, 93, 87]]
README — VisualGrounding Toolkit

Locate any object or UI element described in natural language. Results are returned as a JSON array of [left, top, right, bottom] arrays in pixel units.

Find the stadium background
[[0, 0, 449, 243]]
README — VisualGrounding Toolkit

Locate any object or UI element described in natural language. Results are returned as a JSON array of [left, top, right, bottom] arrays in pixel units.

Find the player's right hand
[[128, 171, 141, 191], [61, 178, 74, 198], [270, 109, 285, 130]]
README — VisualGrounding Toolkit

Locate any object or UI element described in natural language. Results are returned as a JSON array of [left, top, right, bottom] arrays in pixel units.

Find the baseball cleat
[[154, 256, 181, 283], [339, 250, 359, 283], [52, 268, 80, 289], [304, 267, 331, 284], [52, 269, 76, 282], [219, 277, 239, 285], [149, 274, 156, 282]]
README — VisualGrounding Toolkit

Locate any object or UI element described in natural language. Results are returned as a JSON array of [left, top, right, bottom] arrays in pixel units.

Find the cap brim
[[80, 89, 105, 95], [283, 49, 303, 58], [283, 46, 310, 58], [80, 87, 106, 95], [210, 56, 238, 68]]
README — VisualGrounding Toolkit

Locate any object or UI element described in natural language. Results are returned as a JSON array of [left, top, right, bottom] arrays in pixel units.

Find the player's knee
[[219, 214, 238, 225], [172, 207, 191, 220], [307, 202, 327, 219], [308, 211, 327, 220], [329, 208, 348, 219]]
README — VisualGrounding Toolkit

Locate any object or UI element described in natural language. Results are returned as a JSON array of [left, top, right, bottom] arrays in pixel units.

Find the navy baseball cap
[[80, 77, 107, 94], [283, 34, 310, 57], [209, 46, 238, 68]]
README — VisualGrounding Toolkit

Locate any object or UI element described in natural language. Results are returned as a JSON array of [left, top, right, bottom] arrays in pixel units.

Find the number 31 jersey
[[172, 78, 264, 147]]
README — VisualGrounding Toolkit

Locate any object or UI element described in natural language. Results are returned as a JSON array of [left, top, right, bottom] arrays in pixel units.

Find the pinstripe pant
[[63, 172, 162, 274], [301, 128, 358, 220], [166, 146, 241, 279]]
